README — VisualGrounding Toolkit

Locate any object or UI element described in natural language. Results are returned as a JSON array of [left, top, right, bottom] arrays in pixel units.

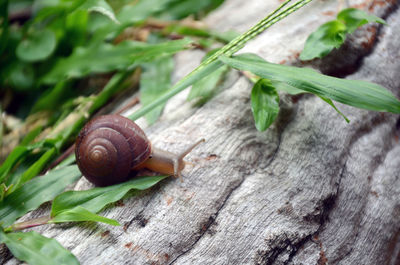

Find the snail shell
[[75, 115, 151, 186]]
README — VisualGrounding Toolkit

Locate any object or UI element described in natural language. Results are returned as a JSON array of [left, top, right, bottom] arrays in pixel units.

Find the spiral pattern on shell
[[75, 115, 151, 186]]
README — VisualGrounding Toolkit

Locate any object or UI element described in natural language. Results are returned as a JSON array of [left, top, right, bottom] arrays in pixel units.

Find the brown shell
[[75, 115, 151, 186]]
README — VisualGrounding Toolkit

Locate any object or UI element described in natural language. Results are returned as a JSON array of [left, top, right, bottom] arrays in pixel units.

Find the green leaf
[[65, 9, 89, 48], [7, 62, 35, 91], [31, 82, 70, 113], [300, 20, 346, 60], [127, 0, 315, 121], [51, 206, 120, 226], [221, 54, 400, 114], [89, 71, 133, 113], [210, 30, 240, 43], [0, 166, 81, 227], [51, 175, 167, 217], [20, 126, 43, 146], [300, 8, 386, 60], [0, 184, 6, 201], [271, 81, 350, 122], [128, 60, 224, 120], [117, 0, 172, 24], [43, 38, 191, 84], [338, 8, 386, 33], [251, 79, 280, 131], [0, 146, 29, 184], [16, 29, 57, 62], [187, 48, 228, 104], [33, 0, 116, 24], [318, 96, 350, 122], [188, 64, 228, 104], [140, 56, 174, 124], [0, 230, 79, 265], [272, 81, 304, 95], [81, 0, 119, 24], [0, 126, 43, 184], [166, 24, 211, 38], [56, 154, 76, 169], [157, 0, 225, 20], [164, 24, 237, 45], [11, 147, 57, 191]]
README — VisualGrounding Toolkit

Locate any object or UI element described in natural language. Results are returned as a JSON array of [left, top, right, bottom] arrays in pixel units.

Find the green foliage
[[128, 0, 314, 120], [0, 126, 43, 184], [11, 147, 56, 191], [338, 8, 386, 33], [188, 64, 228, 104], [220, 54, 400, 127], [140, 56, 174, 124], [300, 20, 347, 60], [43, 39, 191, 84], [188, 49, 229, 104], [0, 166, 81, 227], [128, 60, 224, 120], [81, 0, 119, 24], [266, 80, 350, 122], [251, 79, 280, 131], [318, 96, 350, 123], [1, 0, 220, 112], [0, 230, 79, 265], [157, 0, 225, 20], [51, 206, 120, 226], [31, 81, 70, 113], [3, 1, 398, 264], [16, 29, 57, 62], [6, 62, 35, 91], [0, 71, 134, 193], [88, 71, 131, 112], [115, 0, 172, 24], [300, 8, 386, 60], [0, 146, 30, 184], [116, 0, 224, 23], [51, 175, 167, 217]]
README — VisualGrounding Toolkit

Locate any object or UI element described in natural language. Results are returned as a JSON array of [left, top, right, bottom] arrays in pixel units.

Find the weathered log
[[4, 0, 400, 264]]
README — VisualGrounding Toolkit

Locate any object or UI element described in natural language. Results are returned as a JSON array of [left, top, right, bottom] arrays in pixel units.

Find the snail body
[[75, 114, 204, 186]]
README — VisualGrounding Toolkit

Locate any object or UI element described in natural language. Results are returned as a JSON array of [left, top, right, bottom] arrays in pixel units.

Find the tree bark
[[4, 0, 400, 264]]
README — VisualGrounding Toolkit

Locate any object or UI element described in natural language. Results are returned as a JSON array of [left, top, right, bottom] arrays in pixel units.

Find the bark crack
[[169, 127, 286, 265], [121, 191, 157, 232], [261, 160, 347, 265]]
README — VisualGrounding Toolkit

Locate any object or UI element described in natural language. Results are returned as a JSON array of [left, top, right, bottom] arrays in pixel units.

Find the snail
[[75, 114, 204, 186]]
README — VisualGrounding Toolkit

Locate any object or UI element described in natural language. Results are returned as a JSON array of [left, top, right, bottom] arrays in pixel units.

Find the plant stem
[[10, 216, 51, 231], [127, 0, 313, 121]]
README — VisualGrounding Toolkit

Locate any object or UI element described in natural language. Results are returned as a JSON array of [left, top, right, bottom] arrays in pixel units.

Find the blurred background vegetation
[[0, 0, 236, 185]]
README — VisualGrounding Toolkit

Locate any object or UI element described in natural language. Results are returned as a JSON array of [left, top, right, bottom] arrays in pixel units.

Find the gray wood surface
[[4, 0, 400, 264]]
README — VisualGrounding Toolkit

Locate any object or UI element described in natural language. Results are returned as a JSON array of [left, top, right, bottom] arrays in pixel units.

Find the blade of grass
[[43, 38, 191, 84], [0, 166, 81, 227], [50, 206, 120, 226], [9, 147, 57, 192], [127, 0, 313, 121], [0, 147, 30, 184], [10, 175, 166, 231], [140, 56, 174, 124], [51, 175, 167, 216], [220, 54, 400, 113]]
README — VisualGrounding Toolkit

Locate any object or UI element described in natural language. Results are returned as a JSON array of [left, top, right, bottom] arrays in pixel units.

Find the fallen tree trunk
[[4, 0, 400, 264]]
